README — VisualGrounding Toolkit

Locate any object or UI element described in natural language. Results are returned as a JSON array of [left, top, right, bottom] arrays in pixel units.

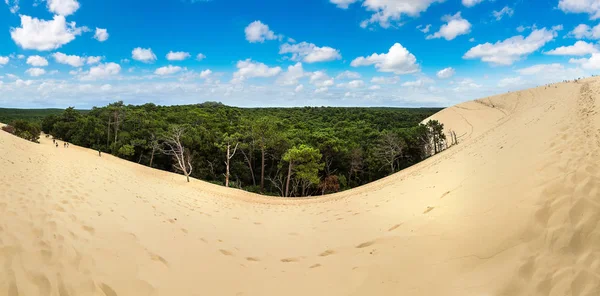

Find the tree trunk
[[260, 146, 265, 194], [186, 174, 190, 183], [225, 144, 230, 187], [107, 116, 111, 147], [241, 150, 256, 186], [149, 150, 155, 168], [285, 161, 293, 197], [138, 153, 143, 163]]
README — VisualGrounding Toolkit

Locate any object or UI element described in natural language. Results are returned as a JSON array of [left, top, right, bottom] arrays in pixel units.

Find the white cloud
[[200, 69, 212, 79], [245, 21, 278, 43], [516, 63, 565, 75], [17, 55, 25, 59], [492, 6, 514, 21], [100, 84, 112, 91], [196, 53, 206, 61], [517, 25, 526, 33], [87, 56, 102, 65], [463, 28, 557, 65], [166, 51, 191, 61], [309, 71, 334, 87], [558, 0, 600, 19], [52, 52, 85, 67], [437, 67, 455, 79], [155, 65, 184, 75], [569, 24, 600, 39], [15, 79, 33, 87], [0, 56, 9, 65], [46, 0, 79, 16], [371, 76, 400, 84], [337, 79, 365, 89], [315, 87, 328, 94], [402, 77, 434, 88], [25, 68, 45, 77], [233, 59, 282, 82], [498, 76, 523, 87], [351, 43, 419, 74], [357, 0, 443, 29], [94, 28, 109, 42], [336, 70, 361, 80], [5, 0, 19, 13], [329, 0, 358, 9], [462, 0, 483, 7], [10, 15, 84, 51], [81, 62, 121, 81], [427, 12, 471, 41], [545, 41, 599, 56], [369, 85, 381, 90], [279, 42, 342, 63], [295, 84, 304, 92], [452, 78, 481, 92], [570, 53, 600, 69], [26, 55, 48, 67], [132, 47, 157, 63], [417, 24, 431, 33], [277, 62, 306, 85]]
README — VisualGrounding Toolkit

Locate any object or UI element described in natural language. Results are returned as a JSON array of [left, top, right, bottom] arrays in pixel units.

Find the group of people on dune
[[52, 138, 70, 149]]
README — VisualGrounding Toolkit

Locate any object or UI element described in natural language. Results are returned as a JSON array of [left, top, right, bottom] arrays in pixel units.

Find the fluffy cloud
[[295, 84, 304, 92], [277, 62, 306, 85], [351, 43, 419, 74], [132, 47, 157, 63], [94, 28, 109, 42], [516, 63, 564, 75], [463, 28, 557, 65], [315, 87, 328, 94], [26, 55, 49, 67], [52, 52, 85, 67], [358, 0, 443, 28], [196, 53, 206, 61], [155, 65, 184, 75], [427, 12, 471, 41], [245, 21, 278, 43], [570, 53, 600, 69], [545, 41, 599, 56], [46, 0, 80, 16], [200, 69, 212, 78], [10, 15, 84, 51], [81, 62, 121, 80], [233, 59, 282, 82], [337, 79, 365, 89], [462, 0, 483, 7], [0, 56, 9, 65], [492, 6, 514, 21], [558, 0, 600, 19], [279, 42, 341, 63], [498, 77, 523, 87], [336, 70, 361, 80], [402, 78, 434, 88], [437, 67, 455, 79], [569, 24, 600, 39], [87, 56, 102, 65], [25, 68, 46, 77], [417, 24, 431, 33], [329, 0, 357, 9], [371, 76, 400, 84], [166, 51, 191, 61], [5, 0, 19, 13], [309, 71, 334, 87]]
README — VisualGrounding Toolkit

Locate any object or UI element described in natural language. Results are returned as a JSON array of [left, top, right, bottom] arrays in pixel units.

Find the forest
[[5, 102, 452, 197]]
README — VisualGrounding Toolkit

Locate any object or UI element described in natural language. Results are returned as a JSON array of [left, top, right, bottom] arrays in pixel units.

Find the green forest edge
[[0, 102, 456, 197]]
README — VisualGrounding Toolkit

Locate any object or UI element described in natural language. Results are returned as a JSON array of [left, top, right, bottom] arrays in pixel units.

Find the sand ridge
[[1, 78, 599, 295]]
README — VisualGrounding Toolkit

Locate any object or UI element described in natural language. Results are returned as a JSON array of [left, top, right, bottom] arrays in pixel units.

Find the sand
[[1, 78, 599, 296]]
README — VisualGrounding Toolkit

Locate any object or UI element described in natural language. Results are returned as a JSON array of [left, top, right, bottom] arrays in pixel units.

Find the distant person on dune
[[98, 150, 101, 157]]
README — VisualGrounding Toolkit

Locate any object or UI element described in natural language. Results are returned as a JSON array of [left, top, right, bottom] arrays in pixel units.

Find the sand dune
[[1, 78, 599, 296]]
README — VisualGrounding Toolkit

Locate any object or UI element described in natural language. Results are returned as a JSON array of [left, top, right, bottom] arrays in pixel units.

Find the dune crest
[[1, 78, 599, 295]]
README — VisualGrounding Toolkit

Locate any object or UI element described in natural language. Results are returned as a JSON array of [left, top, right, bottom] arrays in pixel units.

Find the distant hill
[[0, 108, 87, 124]]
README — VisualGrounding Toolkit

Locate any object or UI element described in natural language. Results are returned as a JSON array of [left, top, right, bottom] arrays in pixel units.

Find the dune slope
[[1, 78, 600, 296]]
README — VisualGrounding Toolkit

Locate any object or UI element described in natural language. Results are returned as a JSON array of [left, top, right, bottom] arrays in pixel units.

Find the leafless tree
[[376, 131, 404, 173], [224, 140, 239, 187], [149, 133, 160, 168], [161, 126, 193, 182]]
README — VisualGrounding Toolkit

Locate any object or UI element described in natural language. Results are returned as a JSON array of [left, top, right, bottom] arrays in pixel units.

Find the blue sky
[[0, 0, 599, 108]]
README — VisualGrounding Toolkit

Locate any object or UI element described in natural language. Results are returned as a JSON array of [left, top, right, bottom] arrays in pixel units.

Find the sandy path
[[1, 78, 599, 295]]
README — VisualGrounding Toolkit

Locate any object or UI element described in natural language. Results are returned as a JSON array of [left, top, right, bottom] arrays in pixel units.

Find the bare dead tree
[[224, 141, 239, 187], [161, 126, 193, 182], [376, 131, 404, 173], [149, 133, 160, 168]]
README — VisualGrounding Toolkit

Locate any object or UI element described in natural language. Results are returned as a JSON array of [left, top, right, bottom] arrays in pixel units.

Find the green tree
[[426, 120, 446, 154], [282, 145, 323, 197]]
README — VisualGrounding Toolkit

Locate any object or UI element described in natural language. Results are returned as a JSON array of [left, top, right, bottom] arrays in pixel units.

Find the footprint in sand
[[99, 283, 118, 296], [246, 257, 260, 262], [280, 257, 300, 263], [309, 264, 322, 269], [149, 252, 169, 267], [219, 249, 234, 256], [82, 225, 95, 235], [319, 250, 336, 257], [388, 224, 403, 232], [423, 206, 435, 214], [440, 191, 451, 199], [356, 241, 376, 248]]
